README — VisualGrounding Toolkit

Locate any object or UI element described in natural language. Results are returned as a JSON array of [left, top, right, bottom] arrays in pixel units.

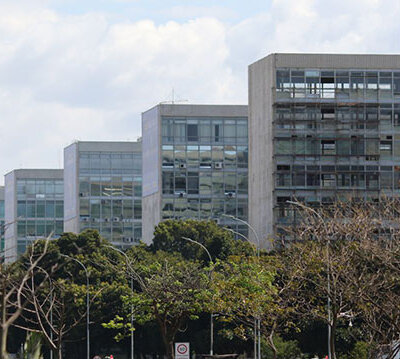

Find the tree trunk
[[330, 318, 337, 359], [1, 280, 9, 359], [0, 326, 8, 359], [56, 344, 62, 359], [159, 325, 174, 359], [268, 322, 278, 359]]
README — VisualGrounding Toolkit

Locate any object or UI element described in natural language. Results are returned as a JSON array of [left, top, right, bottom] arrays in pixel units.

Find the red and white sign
[[175, 342, 190, 359]]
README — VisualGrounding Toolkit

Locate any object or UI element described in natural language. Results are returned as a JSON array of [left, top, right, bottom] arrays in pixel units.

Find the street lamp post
[[222, 214, 261, 359], [60, 254, 90, 359], [106, 246, 135, 359], [287, 201, 331, 359], [181, 237, 214, 356]]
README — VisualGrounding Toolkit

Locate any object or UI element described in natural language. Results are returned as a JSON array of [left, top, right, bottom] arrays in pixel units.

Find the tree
[[0, 240, 50, 359], [106, 247, 211, 359], [150, 219, 253, 262], [212, 255, 289, 359], [280, 199, 400, 359], [17, 230, 129, 359]]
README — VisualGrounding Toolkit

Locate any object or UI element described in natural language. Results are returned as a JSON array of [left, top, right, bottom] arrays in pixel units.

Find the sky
[[1, 0, 400, 183]]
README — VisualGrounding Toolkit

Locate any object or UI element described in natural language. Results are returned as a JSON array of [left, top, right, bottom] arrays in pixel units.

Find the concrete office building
[[142, 104, 248, 244], [249, 53, 400, 247], [64, 141, 142, 248], [4, 169, 64, 262]]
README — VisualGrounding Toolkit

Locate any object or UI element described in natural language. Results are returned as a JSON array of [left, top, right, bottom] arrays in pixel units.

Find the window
[[187, 123, 198, 141], [321, 174, 335, 187], [321, 140, 336, 155]]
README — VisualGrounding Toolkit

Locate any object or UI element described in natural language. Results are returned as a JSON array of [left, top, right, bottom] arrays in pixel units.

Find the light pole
[[222, 214, 261, 359], [60, 254, 90, 359], [106, 245, 135, 359], [181, 237, 214, 356], [287, 200, 331, 359]]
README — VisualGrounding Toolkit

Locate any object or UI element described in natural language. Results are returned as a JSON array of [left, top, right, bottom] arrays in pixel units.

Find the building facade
[[4, 169, 64, 262], [142, 104, 248, 244], [249, 53, 400, 247], [63, 141, 142, 248]]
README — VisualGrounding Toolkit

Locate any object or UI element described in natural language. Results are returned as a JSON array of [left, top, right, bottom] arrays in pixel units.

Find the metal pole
[[257, 318, 261, 359], [210, 313, 214, 355], [60, 254, 90, 359], [106, 246, 135, 359], [181, 237, 214, 356], [50, 285, 53, 359], [222, 215, 261, 359], [327, 240, 331, 359], [254, 319, 257, 359], [131, 277, 134, 359]]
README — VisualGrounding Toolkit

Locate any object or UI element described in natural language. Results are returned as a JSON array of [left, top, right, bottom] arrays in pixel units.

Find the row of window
[[162, 145, 248, 169], [79, 198, 142, 220], [17, 180, 63, 197], [276, 69, 400, 100], [79, 223, 142, 243], [17, 200, 64, 219], [79, 177, 142, 198], [162, 171, 248, 196], [162, 117, 248, 144], [275, 105, 400, 122], [275, 137, 400, 157], [79, 152, 142, 171], [17, 220, 63, 237], [276, 164, 396, 172], [161, 198, 248, 221], [276, 172, 397, 189]]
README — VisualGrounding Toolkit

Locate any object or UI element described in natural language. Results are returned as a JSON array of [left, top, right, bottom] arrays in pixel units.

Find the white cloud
[[1, 0, 400, 183]]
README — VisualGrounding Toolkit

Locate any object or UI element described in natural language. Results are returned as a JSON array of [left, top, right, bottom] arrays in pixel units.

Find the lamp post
[[60, 254, 90, 359], [181, 237, 214, 356], [106, 245, 135, 359], [287, 200, 331, 359], [222, 214, 261, 359]]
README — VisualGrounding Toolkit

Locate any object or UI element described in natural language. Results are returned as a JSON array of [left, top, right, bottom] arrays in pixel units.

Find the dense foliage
[[1, 212, 400, 359]]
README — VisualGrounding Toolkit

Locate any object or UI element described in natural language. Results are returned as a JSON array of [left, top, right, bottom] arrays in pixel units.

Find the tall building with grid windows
[[4, 169, 64, 262], [142, 104, 248, 244], [249, 53, 400, 247], [64, 141, 142, 248]]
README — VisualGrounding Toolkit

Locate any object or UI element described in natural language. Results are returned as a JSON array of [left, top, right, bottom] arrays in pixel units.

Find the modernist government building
[[2, 53, 400, 261]]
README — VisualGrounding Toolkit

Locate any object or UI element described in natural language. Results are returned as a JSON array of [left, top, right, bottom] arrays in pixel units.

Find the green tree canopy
[[150, 219, 253, 262]]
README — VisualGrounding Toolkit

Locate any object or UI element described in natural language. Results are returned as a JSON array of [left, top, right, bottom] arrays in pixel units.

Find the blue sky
[[50, 0, 267, 22], [0, 0, 400, 181]]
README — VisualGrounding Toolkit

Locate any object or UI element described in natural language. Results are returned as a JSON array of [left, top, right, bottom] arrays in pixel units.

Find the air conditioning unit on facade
[[179, 163, 187, 169], [113, 217, 120, 222], [81, 217, 90, 222], [214, 162, 223, 169], [225, 191, 236, 198]]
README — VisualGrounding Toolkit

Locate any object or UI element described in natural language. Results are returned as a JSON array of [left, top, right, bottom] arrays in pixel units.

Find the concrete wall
[[142, 106, 161, 244], [248, 56, 276, 250], [63, 143, 79, 233], [256, 53, 400, 70]]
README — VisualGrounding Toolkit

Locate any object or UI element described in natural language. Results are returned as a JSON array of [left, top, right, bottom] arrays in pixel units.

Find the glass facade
[[161, 116, 248, 236], [16, 179, 64, 255], [78, 151, 142, 246], [274, 68, 400, 228]]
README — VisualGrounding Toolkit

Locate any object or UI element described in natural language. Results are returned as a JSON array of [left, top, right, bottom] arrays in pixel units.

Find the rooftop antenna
[[160, 88, 188, 105]]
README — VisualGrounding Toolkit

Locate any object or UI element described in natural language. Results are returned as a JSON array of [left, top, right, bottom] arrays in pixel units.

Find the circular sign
[[177, 344, 188, 355]]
